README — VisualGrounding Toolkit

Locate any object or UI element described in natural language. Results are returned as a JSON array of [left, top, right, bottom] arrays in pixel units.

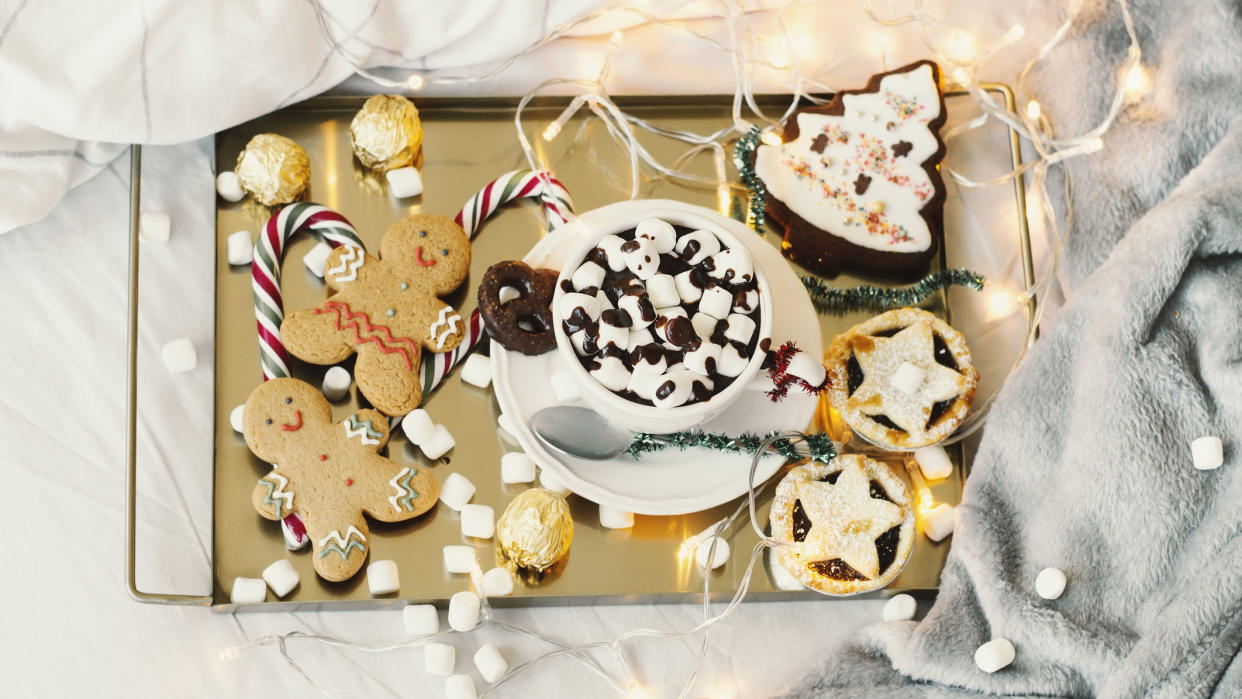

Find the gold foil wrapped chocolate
[[496, 488, 573, 571], [350, 95, 423, 172], [234, 134, 310, 207]]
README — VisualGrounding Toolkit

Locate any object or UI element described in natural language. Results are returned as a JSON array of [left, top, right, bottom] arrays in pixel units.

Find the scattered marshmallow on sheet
[[974, 639, 1016, 673], [402, 409, 436, 446], [216, 171, 245, 202], [482, 568, 514, 597], [443, 546, 477, 574], [262, 559, 300, 598], [403, 604, 439, 636], [921, 503, 956, 542], [230, 404, 246, 434], [386, 167, 424, 198], [139, 211, 171, 243], [440, 473, 476, 511], [421, 424, 456, 460], [1192, 436, 1223, 471], [367, 560, 400, 595], [162, 338, 197, 373], [1035, 567, 1067, 600], [321, 366, 351, 402], [474, 643, 509, 683], [882, 593, 917, 622], [599, 505, 634, 529], [460, 504, 495, 540], [461, 354, 492, 388], [448, 591, 481, 631], [696, 536, 730, 570], [226, 230, 253, 266], [914, 446, 953, 480], [302, 241, 333, 278], [229, 577, 266, 605], [500, 452, 537, 484], [445, 674, 477, 699], [425, 642, 455, 676]]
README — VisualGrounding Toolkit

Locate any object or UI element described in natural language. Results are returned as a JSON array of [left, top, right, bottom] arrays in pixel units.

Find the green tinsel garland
[[801, 268, 985, 315], [732, 126, 767, 233], [626, 430, 837, 463]]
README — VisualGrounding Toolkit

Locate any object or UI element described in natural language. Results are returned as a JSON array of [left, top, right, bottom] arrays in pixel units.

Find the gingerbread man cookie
[[243, 378, 439, 582], [282, 214, 471, 416]]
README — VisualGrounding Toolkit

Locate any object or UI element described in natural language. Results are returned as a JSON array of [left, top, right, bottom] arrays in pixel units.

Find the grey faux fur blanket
[[789, 0, 1242, 696]]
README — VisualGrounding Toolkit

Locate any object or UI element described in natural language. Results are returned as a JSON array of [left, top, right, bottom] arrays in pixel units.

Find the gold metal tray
[[125, 87, 1032, 609]]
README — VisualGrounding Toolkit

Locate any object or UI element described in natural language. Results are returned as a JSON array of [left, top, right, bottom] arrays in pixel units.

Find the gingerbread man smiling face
[[281, 214, 471, 416], [243, 378, 439, 582]]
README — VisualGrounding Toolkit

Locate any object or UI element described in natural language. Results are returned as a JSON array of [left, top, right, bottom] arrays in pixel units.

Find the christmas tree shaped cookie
[[755, 60, 946, 278]]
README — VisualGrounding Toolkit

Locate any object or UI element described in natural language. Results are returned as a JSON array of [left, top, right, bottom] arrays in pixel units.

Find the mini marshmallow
[[635, 217, 677, 253], [630, 344, 668, 374], [596, 235, 628, 272], [627, 327, 656, 351], [403, 604, 439, 636], [161, 338, 197, 373], [717, 343, 749, 378], [227, 230, 253, 266], [302, 241, 333, 278], [139, 211, 171, 243], [974, 638, 1016, 673], [699, 285, 734, 319], [539, 467, 572, 496], [216, 171, 245, 202], [696, 536, 730, 570], [424, 642, 455, 676], [443, 545, 478, 574], [460, 504, 495, 539], [618, 294, 655, 330], [596, 319, 628, 352], [890, 361, 926, 395], [482, 567, 514, 597], [551, 371, 580, 402], [706, 248, 753, 284], [230, 403, 246, 434], [691, 312, 720, 339], [445, 674, 477, 699], [571, 260, 606, 292], [322, 366, 351, 402], [558, 292, 601, 323], [1192, 436, 1224, 471], [460, 354, 492, 388], [421, 424, 456, 460], [627, 370, 664, 401], [646, 273, 680, 308], [496, 412, 519, 442], [595, 289, 614, 310], [590, 355, 632, 392], [474, 643, 509, 683], [882, 593, 917, 622], [1035, 567, 1067, 600], [652, 372, 694, 409], [723, 313, 756, 344], [230, 577, 266, 605], [914, 446, 953, 480], [733, 288, 759, 314], [623, 238, 660, 280], [501, 452, 538, 484], [785, 352, 826, 387], [498, 286, 522, 305], [675, 228, 721, 264], [652, 306, 688, 344], [440, 473, 476, 511], [674, 270, 704, 304], [921, 503, 956, 542], [402, 409, 436, 446], [448, 590, 481, 632], [386, 166, 424, 198], [569, 329, 596, 357], [367, 559, 400, 595], [262, 559, 300, 598], [683, 341, 722, 376], [599, 505, 635, 529]]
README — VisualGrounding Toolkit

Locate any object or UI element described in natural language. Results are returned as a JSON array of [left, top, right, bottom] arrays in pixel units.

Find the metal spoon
[[530, 405, 665, 460]]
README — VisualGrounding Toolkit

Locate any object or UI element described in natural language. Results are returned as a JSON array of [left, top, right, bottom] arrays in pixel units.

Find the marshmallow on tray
[[695, 536, 730, 570], [229, 577, 266, 605], [882, 593, 917, 622], [448, 590, 481, 632], [229, 404, 246, 434], [439, 473, 476, 511], [443, 545, 478, 574], [402, 409, 436, 446], [302, 241, 333, 278], [1192, 436, 1224, 470], [446, 674, 477, 699], [421, 424, 456, 460], [216, 171, 245, 202], [974, 639, 1016, 673], [367, 560, 399, 595], [424, 642, 455, 676], [139, 211, 171, 243], [460, 354, 492, 388], [482, 567, 514, 597], [321, 366, 351, 402], [262, 559, 300, 598], [599, 505, 634, 529], [1035, 567, 1067, 600], [161, 338, 197, 373], [226, 230, 253, 266], [403, 604, 439, 636], [914, 446, 953, 480], [460, 504, 495, 540], [921, 503, 956, 542], [474, 643, 509, 683], [386, 166, 424, 198], [500, 452, 537, 484]]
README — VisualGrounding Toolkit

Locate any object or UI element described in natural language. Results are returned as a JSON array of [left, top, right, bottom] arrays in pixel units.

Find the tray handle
[[125, 145, 214, 606]]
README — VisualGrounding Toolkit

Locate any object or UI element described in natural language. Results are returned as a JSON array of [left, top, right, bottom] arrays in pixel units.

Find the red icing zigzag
[[315, 300, 418, 370]]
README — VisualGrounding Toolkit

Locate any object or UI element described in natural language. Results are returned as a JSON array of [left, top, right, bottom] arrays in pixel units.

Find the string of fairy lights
[[224, 0, 1149, 696]]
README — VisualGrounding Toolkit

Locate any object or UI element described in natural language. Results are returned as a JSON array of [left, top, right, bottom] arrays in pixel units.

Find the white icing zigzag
[[388, 467, 418, 512], [429, 305, 462, 349], [261, 471, 294, 515], [341, 416, 382, 445], [318, 524, 367, 549], [326, 245, 365, 283]]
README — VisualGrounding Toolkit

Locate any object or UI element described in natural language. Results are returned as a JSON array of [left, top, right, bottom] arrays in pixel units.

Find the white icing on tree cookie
[[755, 62, 942, 254]]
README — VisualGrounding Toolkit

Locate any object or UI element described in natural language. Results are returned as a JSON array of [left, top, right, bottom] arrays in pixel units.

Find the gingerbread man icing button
[[243, 378, 439, 582], [281, 214, 471, 416]]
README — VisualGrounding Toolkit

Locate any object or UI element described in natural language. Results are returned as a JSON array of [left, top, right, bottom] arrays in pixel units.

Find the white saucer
[[491, 201, 820, 516]]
